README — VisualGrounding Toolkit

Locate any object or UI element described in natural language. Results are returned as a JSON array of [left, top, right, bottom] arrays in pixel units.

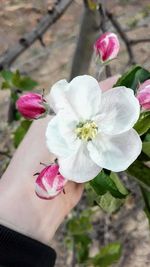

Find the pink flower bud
[[137, 80, 150, 110], [16, 92, 47, 119], [94, 32, 120, 63], [35, 164, 67, 200]]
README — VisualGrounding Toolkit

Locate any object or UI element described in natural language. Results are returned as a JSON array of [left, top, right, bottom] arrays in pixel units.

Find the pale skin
[[0, 76, 120, 245]]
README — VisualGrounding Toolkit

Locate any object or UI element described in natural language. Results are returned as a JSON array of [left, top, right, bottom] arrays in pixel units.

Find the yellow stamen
[[75, 120, 98, 141]]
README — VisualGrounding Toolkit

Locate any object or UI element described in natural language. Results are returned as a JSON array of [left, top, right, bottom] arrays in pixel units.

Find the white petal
[[35, 183, 50, 199], [48, 79, 69, 113], [66, 75, 101, 120], [59, 143, 101, 183], [46, 115, 74, 157], [87, 129, 142, 172], [95, 87, 140, 135]]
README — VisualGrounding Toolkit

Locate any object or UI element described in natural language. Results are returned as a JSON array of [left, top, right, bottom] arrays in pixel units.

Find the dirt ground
[[0, 0, 150, 266]]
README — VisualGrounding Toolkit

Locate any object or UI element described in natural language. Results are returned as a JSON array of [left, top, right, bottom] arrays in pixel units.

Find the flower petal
[[95, 87, 140, 135], [57, 110, 78, 145], [87, 129, 142, 172], [59, 143, 101, 183], [46, 115, 74, 157], [48, 79, 69, 113], [66, 75, 101, 120]]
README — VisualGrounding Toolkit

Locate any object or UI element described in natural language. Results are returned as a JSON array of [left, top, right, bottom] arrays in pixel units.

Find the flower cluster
[[46, 75, 141, 183], [16, 32, 147, 200]]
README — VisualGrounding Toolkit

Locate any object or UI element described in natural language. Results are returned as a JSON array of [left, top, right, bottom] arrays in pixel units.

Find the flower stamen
[[75, 120, 98, 141]]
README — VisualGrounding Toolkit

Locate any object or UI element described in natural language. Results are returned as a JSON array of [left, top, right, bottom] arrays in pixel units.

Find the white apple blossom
[[46, 75, 142, 183]]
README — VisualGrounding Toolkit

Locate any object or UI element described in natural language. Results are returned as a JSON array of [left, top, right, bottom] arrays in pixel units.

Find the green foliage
[[0, 70, 38, 123], [142, 142, 150, 157], [66, 208, 122, 265], [89, 242, 122, 267], [90, 170, 128, 199], [67, 210, 93, 235], [1, 70, 14, 89], [140, 186, 150, 224], [13, 120, 32, 148], [1, 70, 38, 91], [89, 172, 128, 213], [74, 234, 91, 263], [127, 160, 150, 189], [66, 209, 93, 263], [110, 172, 129, 196], [144, 132, 150, 142], [134, 111, 150, 136], [98, 192, 124, 213], [114, 65, 150, 94]]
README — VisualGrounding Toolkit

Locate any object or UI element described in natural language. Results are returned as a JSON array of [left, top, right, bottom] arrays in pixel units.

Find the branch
[[0, 0, 73, 70], [69, 0, 100, 80], [0, 150, 11, 158], [129, 38, 150, 45], [106, 10, 136, 65]]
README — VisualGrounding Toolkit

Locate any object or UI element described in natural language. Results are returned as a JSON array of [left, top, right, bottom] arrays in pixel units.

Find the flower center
[[75, 120, 98, 141]]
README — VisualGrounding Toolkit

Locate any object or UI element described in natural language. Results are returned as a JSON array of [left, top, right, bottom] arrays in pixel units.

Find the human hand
[[0, 75, 120, 245]]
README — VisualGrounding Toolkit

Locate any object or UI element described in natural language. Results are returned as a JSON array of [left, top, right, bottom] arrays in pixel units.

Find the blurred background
[[0, 0, 150, 266]]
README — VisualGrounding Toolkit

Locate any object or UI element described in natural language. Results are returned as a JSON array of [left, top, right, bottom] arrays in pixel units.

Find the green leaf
[[1, 70, 13, 82], [12, 70, 21, 86], [85, 183, 99, 206], [1, 70, 14, 89], [90, 242, 122, 267], [1, 70, 38, 91], [134, 111, 150, 135], [140, 186, 150, 224], [110, 172, 129, 196], [13, 75, 38, 91], [90, 170, 127, 199], [67, 214, 92, 235], [98, 192, 123, 213], [1, 81, 10, 89], [114, 65, 150, 93], [142, 142, 150, 158], [13, 120, 32, 148], [127, 160, 150, 190], [74, 234, 91, 263], [144, 132, 150, 142]]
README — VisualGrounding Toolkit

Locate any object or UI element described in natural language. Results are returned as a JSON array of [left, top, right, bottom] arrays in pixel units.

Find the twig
[[129, 38, 150, 45], [0, 0, 73, 70], [0, 151, 11, 158], [106, 11, 136, 65]]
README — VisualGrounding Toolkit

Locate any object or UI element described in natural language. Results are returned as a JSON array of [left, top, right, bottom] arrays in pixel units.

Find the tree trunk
[[70, 4, 100, 80]]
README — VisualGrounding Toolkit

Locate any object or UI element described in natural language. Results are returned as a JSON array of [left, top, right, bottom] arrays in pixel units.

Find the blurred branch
[[106, 11, 136, 65], [0, 150, 11, 158], [129, 38, 150, 45], [99, 4, 111, 78], [70, 0, 100, 79], [0, 0, 73, 70]]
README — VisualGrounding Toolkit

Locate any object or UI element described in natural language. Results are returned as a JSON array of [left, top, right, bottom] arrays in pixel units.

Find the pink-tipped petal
[[35, 164, 67, 200], [16, 92, 46, 119], [94, 32, 120, 63], [137, 80, 150, 110]]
